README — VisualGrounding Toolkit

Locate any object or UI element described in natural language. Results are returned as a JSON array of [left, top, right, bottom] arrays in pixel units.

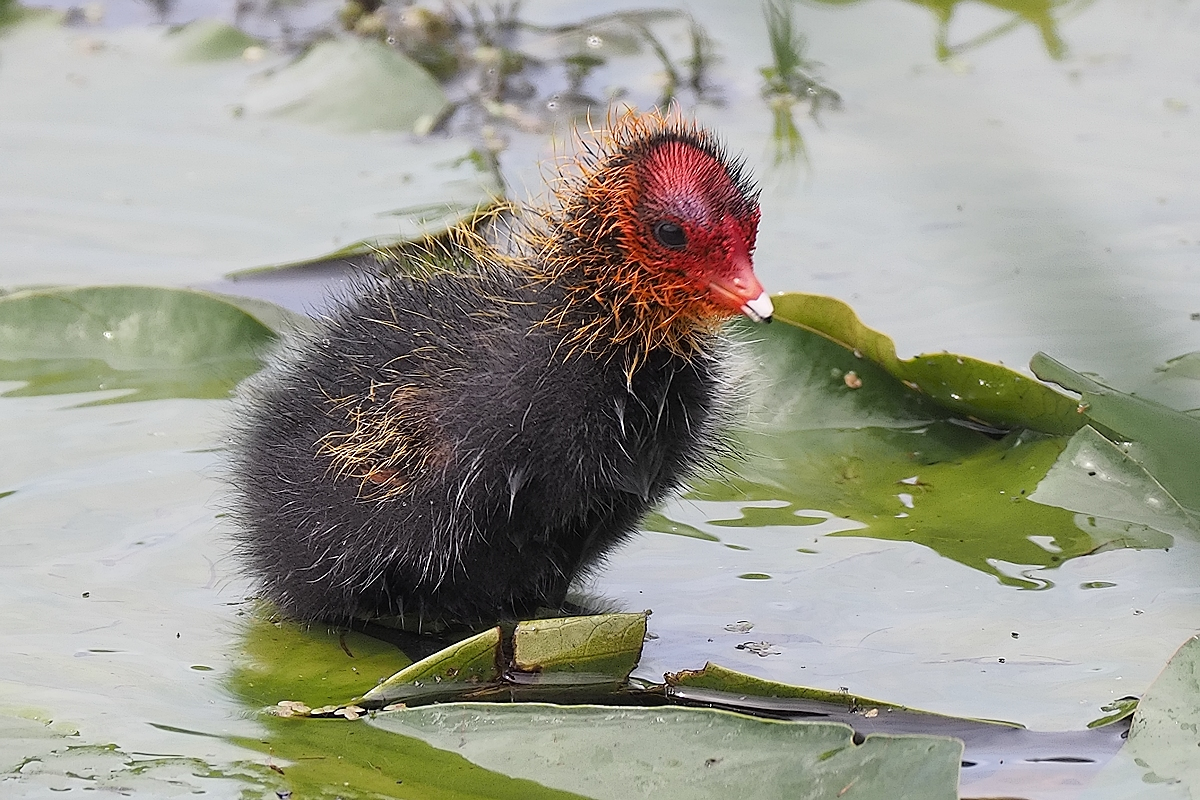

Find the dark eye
[[652, 221, 688, 250]]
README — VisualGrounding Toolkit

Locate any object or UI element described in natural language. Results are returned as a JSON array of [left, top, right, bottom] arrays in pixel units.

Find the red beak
[[707, 246, 773, 323]]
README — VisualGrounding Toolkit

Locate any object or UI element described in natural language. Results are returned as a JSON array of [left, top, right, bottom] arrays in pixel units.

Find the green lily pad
[[226, 199, 498, 277], [665, 662, 1029, 733], [252, 613, 650, 712], [0, 286, 277, 403], [361, 614, 648, 707], [772, 293, 1083, 435], [1029, 425, 1195, 538], [668, 661, 907, 713], [241, 37, 449, 134], [1032, 352, 1200, 517], [230, 712, 587, 800], [363, 626, 501, 706], [233, 615, 413, 711], [683, 318, 1159, 588], [170, 19, 262, 62], [369, 703, 963, 800], [1118, 635, 1200, 790], [512, 613, 647, 677], [1087, 697, 1139, 730]]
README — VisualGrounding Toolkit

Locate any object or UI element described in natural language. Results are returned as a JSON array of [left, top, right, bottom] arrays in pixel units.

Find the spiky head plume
[[529, 108, 766, 363]]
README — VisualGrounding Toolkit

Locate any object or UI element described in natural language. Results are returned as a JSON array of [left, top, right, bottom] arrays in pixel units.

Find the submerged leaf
[[0, 286, 278, 402]]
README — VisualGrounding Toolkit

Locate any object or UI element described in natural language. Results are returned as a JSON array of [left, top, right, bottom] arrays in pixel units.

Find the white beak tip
[[740, 292, 774, 323]]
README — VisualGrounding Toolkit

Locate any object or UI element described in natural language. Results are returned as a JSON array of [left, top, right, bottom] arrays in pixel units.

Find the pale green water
[[2, 1, 1199, 797]]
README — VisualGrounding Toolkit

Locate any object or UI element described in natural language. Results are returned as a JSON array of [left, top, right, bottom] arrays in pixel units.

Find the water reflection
[[761, 1, 841, 165], [647, 319, 1175, 589], [807, 0, 1093, 61], [138, 0, 169, 24]]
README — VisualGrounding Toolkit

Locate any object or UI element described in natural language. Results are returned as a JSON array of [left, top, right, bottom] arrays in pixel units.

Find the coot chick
[[229, 111, 772, 627]]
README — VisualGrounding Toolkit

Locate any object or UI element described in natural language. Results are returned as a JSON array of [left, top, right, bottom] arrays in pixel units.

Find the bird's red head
[[632, 135, 771, 323], [545, 110, 772, 356]]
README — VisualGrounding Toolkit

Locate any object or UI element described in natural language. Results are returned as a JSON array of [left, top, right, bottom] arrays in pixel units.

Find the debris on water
[[272, 700, 312, 717], [334, 704, 366, 720], [736, 641, 781, 657]]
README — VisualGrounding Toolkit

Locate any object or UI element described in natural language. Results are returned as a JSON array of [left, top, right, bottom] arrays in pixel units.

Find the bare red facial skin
[[544, 116, 772, 358], [635, 139, 771, 322]]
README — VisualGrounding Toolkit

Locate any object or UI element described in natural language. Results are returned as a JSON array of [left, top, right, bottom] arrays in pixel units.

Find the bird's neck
[[534, 222, 723, 366]]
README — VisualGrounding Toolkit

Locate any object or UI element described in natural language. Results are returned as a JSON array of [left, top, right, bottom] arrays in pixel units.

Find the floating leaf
[[363, 626, 501, 706], [772, 293, 1082, 435], [668, 661, 908, 713], [1117, 635, 1200, 790], [170, 19, 262, 62], [370, 703, 963, 800], [1029, 425, 1194, 538], [0, 18, 492, 286], [512, 612, 646, 677], [1032, 352, 1200, 516], [1087, 697, 1139, 730], [259, 614, 651, 710], [0, 286, 278, 402], [682, 318, 1150, 588], [662, 666, 1131, 777], [230, 712, 587, 799], [665, 662, 1032, 734], [233, 614, 412, 710], [241, 37, 449, 133], [225, 200, 499, 278]]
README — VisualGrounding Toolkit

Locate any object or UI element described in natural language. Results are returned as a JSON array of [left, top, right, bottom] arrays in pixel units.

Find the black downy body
[[230, 259, 726, 626]]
